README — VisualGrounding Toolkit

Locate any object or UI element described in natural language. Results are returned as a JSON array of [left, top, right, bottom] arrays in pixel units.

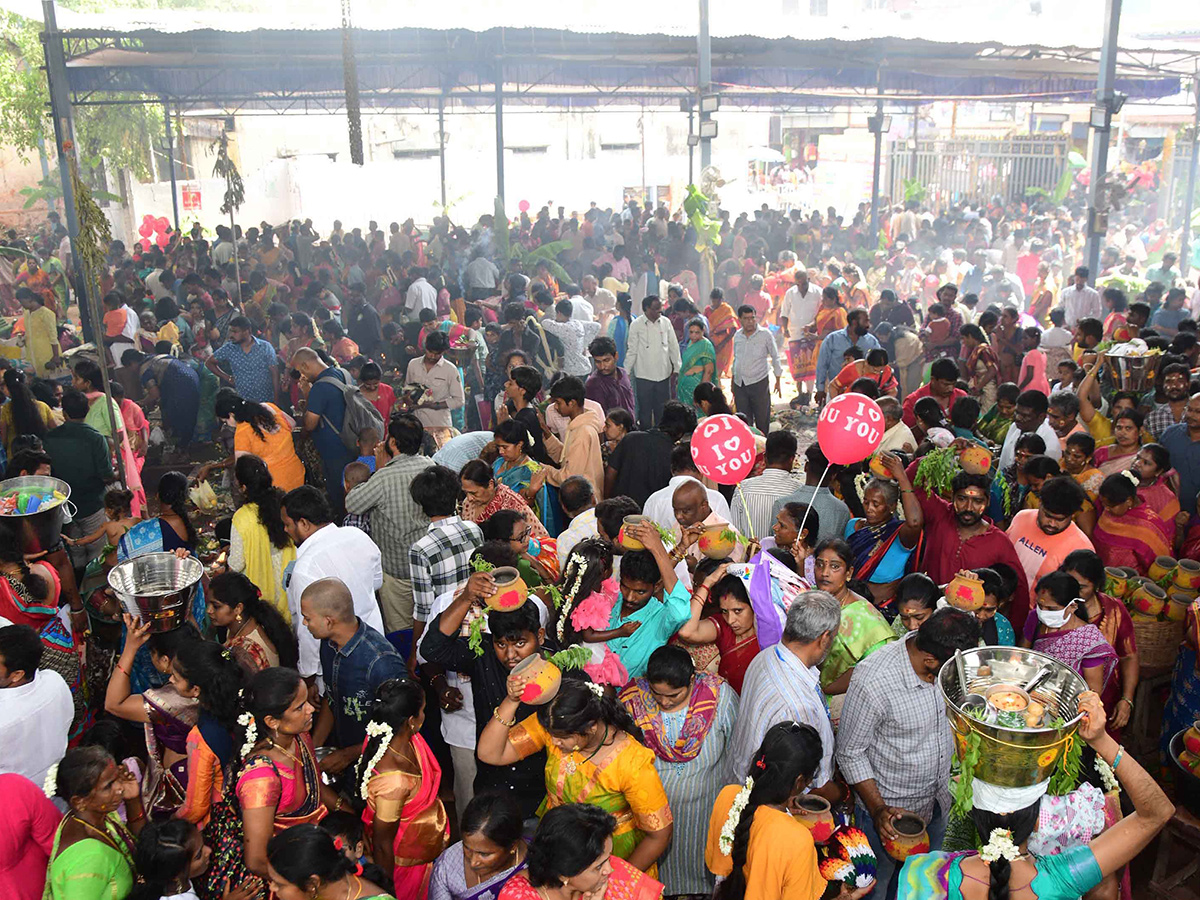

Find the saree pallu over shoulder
[[499, 859, 662, 900], [897, 851, 973, 900], [141, 685, 199, 816]]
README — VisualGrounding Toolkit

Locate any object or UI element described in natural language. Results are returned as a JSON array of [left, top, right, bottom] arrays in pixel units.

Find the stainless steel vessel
[[108, 552, 203, 633]]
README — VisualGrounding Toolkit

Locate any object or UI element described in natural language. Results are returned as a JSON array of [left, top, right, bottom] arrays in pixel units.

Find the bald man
[[302, 577, 407, 773], [672, 479, 748, 568], [293, 346, 355, 513]]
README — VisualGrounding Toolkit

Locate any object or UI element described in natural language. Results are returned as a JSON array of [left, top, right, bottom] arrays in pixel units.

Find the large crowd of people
[[0, 187, 1196, 900]]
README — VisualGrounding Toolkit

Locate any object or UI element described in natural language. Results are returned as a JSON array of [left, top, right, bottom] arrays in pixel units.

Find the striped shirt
[[409, 516, 483, 623], [836, 633, 953, 821], [344, 453, 435, 579], [731, 468, 805, 541]]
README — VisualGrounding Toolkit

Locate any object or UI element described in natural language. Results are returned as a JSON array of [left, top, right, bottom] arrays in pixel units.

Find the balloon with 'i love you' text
[[817, 392, 885, 465], [691, 414, 756, 485]]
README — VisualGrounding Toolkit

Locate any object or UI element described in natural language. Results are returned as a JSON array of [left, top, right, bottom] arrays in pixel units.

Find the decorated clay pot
[[869, 455, 893, 479], [1184, 724, 1200, 757], [945, 572, 986, 612], [1168, 593, 1193, 623], [697, 524, 738, 560], [510, 654, 562, 705], [958, 445, 993, 476], [1149, 556, 1179, 587], [1175, 559, 1200, 592], [1104, 567, 1129, 599], [483, 567, 528, 612], [790, 795, 836, 843], [1130, 582, 1167, 618], [617, 515, 649, 551], [882, 814, 930, 862], [1119, 567, 1140, 582]]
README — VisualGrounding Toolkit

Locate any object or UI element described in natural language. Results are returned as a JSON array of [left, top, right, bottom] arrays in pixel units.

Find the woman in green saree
[[678, 319, 716, 411], [45, 745, 146, 900], [814, 538, 896, 724]]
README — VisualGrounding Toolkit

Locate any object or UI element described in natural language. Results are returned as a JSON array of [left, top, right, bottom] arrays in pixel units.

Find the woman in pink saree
[[359, 678, 448, 900], [1021, 571, 1119, 697], [1091, 472, 1173, 576]]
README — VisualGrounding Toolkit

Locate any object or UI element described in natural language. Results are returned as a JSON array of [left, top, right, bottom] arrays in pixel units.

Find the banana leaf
[[515, 239, 573, 284]]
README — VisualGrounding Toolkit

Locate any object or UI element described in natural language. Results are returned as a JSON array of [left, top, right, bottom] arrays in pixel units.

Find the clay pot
[[945, 572, 986, 612], [1149, 556, 1179, 587], [1104, 567, 1129, 599], [510, 654, 562, 705], [958, 445, 993, 475], [617, 515, 649, 551], [1184, 724, 1200, 757], [1130, 582, 1167, 618], [1168, 593, 1193, 623], [789, 795, 836, 843], [482, 567, 528, 612], [1175, 559, 1200, 592], [869, 455, 893, 479], [697, 524, 737, 560], [882, 814, 930, 862]]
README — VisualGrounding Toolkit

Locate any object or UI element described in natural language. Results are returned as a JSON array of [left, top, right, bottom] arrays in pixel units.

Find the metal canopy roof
[[34, 2, 1200, 113]]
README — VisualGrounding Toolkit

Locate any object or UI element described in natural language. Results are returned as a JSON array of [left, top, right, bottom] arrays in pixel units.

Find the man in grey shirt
[[464, 250, 501, 301], [731, 305, 782, 433], [772, 443, 851, 544]]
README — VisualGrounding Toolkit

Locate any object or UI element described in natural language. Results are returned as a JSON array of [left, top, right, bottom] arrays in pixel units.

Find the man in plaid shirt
[[409, 464, 483, 669]]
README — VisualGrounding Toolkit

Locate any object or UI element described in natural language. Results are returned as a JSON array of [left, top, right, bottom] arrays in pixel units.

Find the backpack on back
[[317, 370, 385, 453]]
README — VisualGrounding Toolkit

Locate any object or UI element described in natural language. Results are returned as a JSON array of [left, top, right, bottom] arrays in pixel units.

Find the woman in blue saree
[[677, 318, 716, 411], [492, 419, 563, 538]]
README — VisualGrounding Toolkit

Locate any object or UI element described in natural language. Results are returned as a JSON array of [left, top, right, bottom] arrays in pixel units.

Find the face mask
[[1036, 602, 1075, 628]]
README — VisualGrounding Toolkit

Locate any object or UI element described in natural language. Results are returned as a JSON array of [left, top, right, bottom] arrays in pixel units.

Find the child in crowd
[[63, 487, 140, 569], [1018, 327, 1050, 395], [974, 564, 1019, 645], [356, 426, 381, 473], [318, 811, 393, 894], [342, 462, 373, 535]]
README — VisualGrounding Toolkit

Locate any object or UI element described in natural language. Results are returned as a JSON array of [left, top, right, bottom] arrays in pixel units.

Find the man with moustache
[[1006, 476, 1093, 626], [1145, 362, 1192, 440]]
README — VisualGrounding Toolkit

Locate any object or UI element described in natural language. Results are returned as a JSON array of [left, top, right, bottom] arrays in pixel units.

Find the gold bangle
[[493, 707, 516, 728]]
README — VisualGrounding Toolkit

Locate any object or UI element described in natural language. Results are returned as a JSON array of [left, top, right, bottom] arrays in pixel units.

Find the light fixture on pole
[[867, 113, 892, 134]]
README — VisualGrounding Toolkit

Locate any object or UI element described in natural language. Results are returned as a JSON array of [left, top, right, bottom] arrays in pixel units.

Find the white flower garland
[[718, 777, 755, 856], [360, 721, 394, 800], [1095, 756, 1119, 793], [556, 552, 588, 642], [978, 828, 1021, 863], [42, 762, 59, 798], [237, 712, 257, 759], [586, 682, 605, 700]]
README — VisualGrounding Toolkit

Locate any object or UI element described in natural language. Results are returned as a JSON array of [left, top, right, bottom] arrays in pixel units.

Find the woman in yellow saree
[[478, 675, 673, 877], [704, 290, 739, 378]]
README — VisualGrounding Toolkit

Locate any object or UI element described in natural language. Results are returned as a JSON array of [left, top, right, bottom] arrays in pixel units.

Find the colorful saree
[[799, 305, 847, 382], [1032, 623, 1119, 692], [705, 303, 738, 377], [897, 846, 1103, 900], [1092, 444, 1139, 478], [678, 337, 716, 409], [499, 858, 662, 900], [1092, 504, 1173, 575], [507, 715, 672, 874], [44, 813, 136, 900], [462, 483, 551, 543], [363, 734, 448, 900], [619, 673, 721, 763], [141, 684, 200, 817], [819, 597, 896, 694], [1139, 475, 1181, 525], [492, 458, 562, 538]]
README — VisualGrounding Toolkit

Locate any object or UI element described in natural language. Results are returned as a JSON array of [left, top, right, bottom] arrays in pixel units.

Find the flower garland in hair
[[237, 712, 257, 758], [718, 776, 755, 856], [1121, 469, 1139, 487], [42, 762, 59, 798], [1095, 755, 1119, 793], [978, 828, 1021, 863], [360, 721, 394, 800], [556, 550, 590, 642], [586, 681, 605, 700]]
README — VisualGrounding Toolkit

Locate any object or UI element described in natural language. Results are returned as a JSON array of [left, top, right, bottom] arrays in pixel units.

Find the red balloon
[[154, 216, 169, 233], [816, 392, 886, 465], [690, 414, 757, 485], [142, 214, 155, 224], [139, 238, 152, 251], [518, 200, 530, 212], [155, 232, 170, 248], [138, 222, 152, 238]]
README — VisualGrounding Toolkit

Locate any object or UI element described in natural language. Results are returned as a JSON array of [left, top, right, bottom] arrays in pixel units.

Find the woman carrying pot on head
[[897, 693, 1173, 900], [478, 675, 673, 876], [706, 721, 873, 900], [675, 565, 760, 694], [498, 803, 663, 900], [843, 452, 923, 611], [357, 678, 448, 899], [618, 646, 738, 897], [428, 792, 528, 900]]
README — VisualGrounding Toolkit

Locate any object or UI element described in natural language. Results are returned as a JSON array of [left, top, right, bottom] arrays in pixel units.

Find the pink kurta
[[0, 773, 63, 900]]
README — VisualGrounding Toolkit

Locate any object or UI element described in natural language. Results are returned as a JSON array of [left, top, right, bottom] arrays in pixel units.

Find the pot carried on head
[[1104, 340, 1161, 393], [0, 475, 73, 554], [108, 552, 204, 633]]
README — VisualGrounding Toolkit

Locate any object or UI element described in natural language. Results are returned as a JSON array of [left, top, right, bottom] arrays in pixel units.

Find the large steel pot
[[0, 475, 72, 554], [938, 646, 1087, 788], [108, 552, 203, 633]]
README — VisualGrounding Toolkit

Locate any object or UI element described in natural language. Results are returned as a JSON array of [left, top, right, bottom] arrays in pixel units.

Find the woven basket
[[1131, 616, 1185, 669]]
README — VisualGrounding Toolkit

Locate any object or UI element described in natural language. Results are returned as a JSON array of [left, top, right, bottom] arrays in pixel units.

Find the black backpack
[[317, 370, 385, 453]]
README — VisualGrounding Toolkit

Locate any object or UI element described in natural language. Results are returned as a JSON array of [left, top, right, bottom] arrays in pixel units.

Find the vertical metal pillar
[[162, 97, 180, 231], [688, 106, 695, 184], [41, 0, 124, 483], [909, 104, 919, 180], [869, 99, 884, 245], [697, 0, 711, 170], [494, 63, 505, 205], [437, 91, 447, 210], [1181, 74, 1200, 278], [1085, 0, 1122, 279]]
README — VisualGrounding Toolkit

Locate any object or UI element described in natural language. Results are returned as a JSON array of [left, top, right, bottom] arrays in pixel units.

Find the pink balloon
[[816, 393, 886, 465], [154, 216, 169, 233], [518, 200, 530, 212], [690, 414, 757, 485], [139, 238, 152, 251], [138, 222, 153, 237], [155, 232, 170, 248], [142, 214, 155, 224]]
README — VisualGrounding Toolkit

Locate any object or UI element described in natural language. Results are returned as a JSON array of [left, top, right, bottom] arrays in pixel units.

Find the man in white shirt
[[623, 295, 681, 428], [557, 476, 600, 568], [642, 443, 732, 531], [282, 486, 385, 682], [998, 390, 1063, 470], [581, 274, 615, 324], [540, 298, 600, 377], [0, 624, 73, 790], [405, 269, 438, 317], [464, 251, 501, 301], [731, 305, 782, 434], [404, 330, 465, 443], [1060, 266, 1102, 329]]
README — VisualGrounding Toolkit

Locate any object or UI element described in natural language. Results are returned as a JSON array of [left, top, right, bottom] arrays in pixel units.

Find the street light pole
[[1084, 0, 1122, 279]]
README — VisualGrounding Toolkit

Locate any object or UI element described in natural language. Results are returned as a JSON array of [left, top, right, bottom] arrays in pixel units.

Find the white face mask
[[1037, 602, 1075, 628]]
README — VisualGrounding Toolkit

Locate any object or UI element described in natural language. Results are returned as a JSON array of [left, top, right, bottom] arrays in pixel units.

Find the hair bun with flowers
[[1121, 469, 1139, 486], [360, 721, 394, 800], [237, 712, 258, 758], [42, 762, 59, 798], [978, 828, 1021, 863]]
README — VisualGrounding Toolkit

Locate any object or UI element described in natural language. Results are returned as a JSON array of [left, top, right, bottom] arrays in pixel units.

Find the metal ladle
[[1022, 664, 1054, 696], [956, 649, 987, 716]]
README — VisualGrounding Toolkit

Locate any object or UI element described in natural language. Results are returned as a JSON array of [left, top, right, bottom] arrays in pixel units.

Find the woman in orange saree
[[359, 678, 448, 900], [704, 292, 739, 378], [796, 286, 847, 384], [1092, 472, 1174, 576]]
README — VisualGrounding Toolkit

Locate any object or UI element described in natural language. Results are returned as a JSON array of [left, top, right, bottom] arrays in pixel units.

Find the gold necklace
[[270, 737, 302, 766], [228, 616, 254, 643]]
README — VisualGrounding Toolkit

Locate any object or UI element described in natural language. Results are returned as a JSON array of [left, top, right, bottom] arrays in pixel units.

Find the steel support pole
[[494, 63, 505, 206], [438, 91, 447, 210], [688, 107, 695, 184], [909, 104, 919, 180], [162, 97, 180, 231], [41, 0, 124, 484], [869, 98, 884, 246], [1085, 0, 1122, 279], [1181, 75, 1200, 278], [697, 0, 711, 170]]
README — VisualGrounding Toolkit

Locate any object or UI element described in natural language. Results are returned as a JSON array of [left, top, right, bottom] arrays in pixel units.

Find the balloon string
[[793, 463, 829, 551], [737, 486, 756, 540]]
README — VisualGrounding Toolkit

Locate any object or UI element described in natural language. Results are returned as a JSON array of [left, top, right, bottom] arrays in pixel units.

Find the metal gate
[[886, 136, 1071, 211]]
